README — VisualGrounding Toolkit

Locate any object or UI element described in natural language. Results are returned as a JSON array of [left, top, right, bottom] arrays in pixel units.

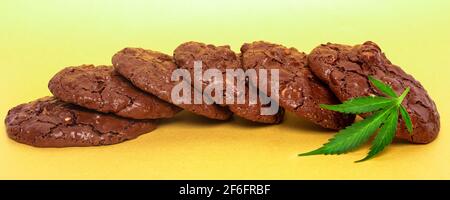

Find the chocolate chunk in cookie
[[308, 41, 440, 143], [5, 97, 157, 147], [112, 48, 232, 120], [174, 41, 284, 124], [241, 41, 355, 130], [49, 65, 181, 119]]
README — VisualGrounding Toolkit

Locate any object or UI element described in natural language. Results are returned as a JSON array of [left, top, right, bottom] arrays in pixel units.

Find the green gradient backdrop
[[1, 0, 449, 179]]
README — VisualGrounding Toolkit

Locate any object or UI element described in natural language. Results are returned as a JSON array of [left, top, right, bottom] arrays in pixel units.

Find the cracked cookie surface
[[308, 41, 440, 143], [112, 48, 232, 120], [5, 97, 157, 147], [241, 41, 355, 130], [174, 41, 284, 124], [48, 65, 181, 119]]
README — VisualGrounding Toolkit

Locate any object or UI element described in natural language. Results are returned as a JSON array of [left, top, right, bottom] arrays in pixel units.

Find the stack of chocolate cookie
[[4, 41, 440, 147]]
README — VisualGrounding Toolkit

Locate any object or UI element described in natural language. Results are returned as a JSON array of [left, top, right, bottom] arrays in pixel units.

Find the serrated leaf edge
[[298, 106, 395, 157], [355, 107, 399, 162], [400, 105, 413, 134], [320, 96, 395, 114], [369, 76, 398, 98]]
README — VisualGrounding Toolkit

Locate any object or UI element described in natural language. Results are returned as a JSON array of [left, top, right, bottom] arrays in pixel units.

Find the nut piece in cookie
[[241, 41, 355, 130], [112, 48, 232, 120], [48, 65, 182, 119], [308, 41, 440, 143], [5, 97, 157, 147], [174, 41, 284, 124]]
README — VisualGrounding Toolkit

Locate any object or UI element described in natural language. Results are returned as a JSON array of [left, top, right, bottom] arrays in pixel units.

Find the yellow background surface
[[1, 0, 449, 180]]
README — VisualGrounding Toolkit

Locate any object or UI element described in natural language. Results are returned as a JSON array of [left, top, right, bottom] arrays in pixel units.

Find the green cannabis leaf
[[299, 76, 414, 162], [368, 76, 398, 98], [356, 107, 398, 162], [400, 105, 413, 134], [320, 96, 395, 114]]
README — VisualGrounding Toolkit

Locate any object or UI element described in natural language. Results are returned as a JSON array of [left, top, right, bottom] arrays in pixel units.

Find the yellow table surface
[[1, 0, 449, 180]]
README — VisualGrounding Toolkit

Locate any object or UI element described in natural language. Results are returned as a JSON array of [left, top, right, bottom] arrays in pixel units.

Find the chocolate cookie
[[227, 85, 285, 124], [308, 41, 440, 143], [241, 41, 355, 130], [173, 41, 284, 124], [48, 65, 181, 119], [112, 48, 232, 120], [5, 97, 157, 147]]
